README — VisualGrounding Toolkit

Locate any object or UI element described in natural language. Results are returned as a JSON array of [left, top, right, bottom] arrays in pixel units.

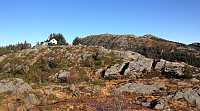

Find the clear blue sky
[[0, 0, 200, 46]]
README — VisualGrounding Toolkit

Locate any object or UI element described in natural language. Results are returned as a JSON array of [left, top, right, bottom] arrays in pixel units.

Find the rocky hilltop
[[78, 34, 200, 67], [0, 44, 200, 110]]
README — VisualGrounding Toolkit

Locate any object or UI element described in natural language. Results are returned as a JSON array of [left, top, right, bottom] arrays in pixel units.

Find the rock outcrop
[[0, 78, 32, 95], [80, 34, 200, 67], [114, 83, 166, 95], [172, 87, 200, 107], [96, 46, 192, 78], [150, 87, 200, 109]]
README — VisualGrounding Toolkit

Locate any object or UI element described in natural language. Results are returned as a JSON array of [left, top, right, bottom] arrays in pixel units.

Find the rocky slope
[[0, 44, 200, 110], [79, 34, 200, 67]]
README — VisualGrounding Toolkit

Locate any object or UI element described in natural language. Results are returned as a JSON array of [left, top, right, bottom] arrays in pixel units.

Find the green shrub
[[182, 64, 193, 79]]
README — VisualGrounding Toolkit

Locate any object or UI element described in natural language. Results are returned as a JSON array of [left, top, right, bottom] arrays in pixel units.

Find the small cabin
[[40, 38, 58, 45], [49, 39, 57, 45]]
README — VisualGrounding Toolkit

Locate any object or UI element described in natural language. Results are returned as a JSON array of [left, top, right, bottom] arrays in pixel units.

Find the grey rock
[[99, 47, 111, 54], [84, 87, 99, 93], [172, 87, 200, 107], [3, 63, 10, 68], [163, 68, 184, 78], [58, 70, 70, 80], [128, 58, 153, 72], [49, 70, 70, 81], [0, 55, 6, 63], [154, 59, 165, 69], [103, 63, 123, 76], [150, 98, 165, 110], [0, 78, 32, 95], [114, 83, 166, 95], [114, 83, 132, 95], [165, 61, 185, 68], [177, 82, 192, 86], [142, 102, 150, 107], [112, 50, 143, 59], [103, 57, 153, 77], [24, 94, 38, 104], [190, 78, 199, 82], [25, 49, 39, 55], [152, 77, 159, 79], [45, 85, 69, 90], [95, 69, 104, 75], [69, 85, 76, 92]]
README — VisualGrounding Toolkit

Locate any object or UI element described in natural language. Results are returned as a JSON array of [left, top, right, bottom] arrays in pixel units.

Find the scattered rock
[[0, 78, 32, 95]]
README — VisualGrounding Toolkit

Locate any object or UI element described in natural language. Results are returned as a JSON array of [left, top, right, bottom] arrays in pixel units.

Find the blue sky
[[0, 0, 200, 46]]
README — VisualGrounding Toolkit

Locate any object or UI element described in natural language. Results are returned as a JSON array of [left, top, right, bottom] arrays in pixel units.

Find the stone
[[69, 85, 76, 92], [114, 83, 166, 95], [95, 69, 104, 75], [152, 77, 159, 79], [128, 58, 153, 72], [49, 70, 70, 82], [0, 55, 6, 63], [103, 57, 153, 77], [142, 102, 150, 107], [103, 64, 122, 76], [25, 49, 39, 55], [0, 78, 32, 95], [114, 83, 132, 95], [172, 87, 200, 107], [150, 98, 165, 110], [45, 85, 69, 90], [177, 82, 192, 86], [84, 87, 99, 93], [154, 59, 165, 69], [3, 63, 10, 68], [165, 61, 185, 68], [24, 94, 38, 104], [190, 78, 199, 82]]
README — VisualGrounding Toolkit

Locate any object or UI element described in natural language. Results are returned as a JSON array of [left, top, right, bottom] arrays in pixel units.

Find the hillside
[[78, 34, 200, 67], [0, 44, 200, 110]]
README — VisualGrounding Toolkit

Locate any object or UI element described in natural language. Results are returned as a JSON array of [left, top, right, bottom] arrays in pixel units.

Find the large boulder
[[0, 78, 32, 95], [103, 58, 153, 77], [103, 62, 128, 76], [128, 58, 153, 72], [172, 87, 200, 107], [114, 83, 166, 95]]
